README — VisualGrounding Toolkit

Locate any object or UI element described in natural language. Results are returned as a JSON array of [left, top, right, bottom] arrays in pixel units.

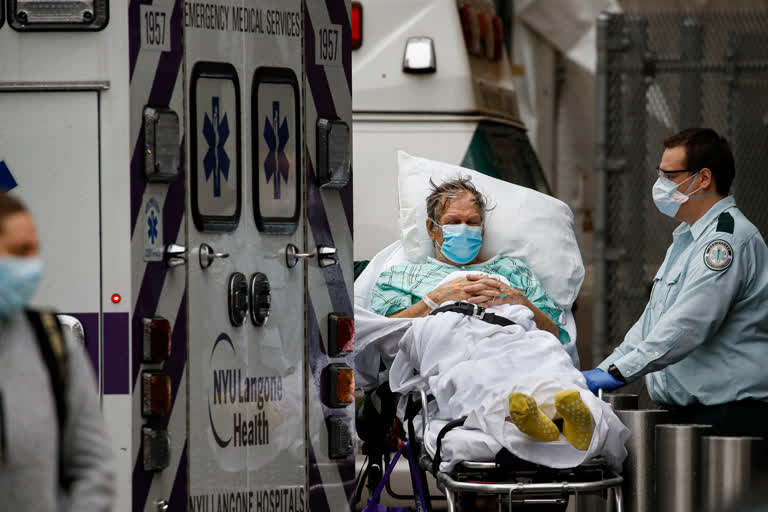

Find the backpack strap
[[25, 310, 69, 490]]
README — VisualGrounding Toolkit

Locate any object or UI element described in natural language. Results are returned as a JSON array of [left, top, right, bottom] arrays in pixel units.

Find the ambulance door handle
[[285, 243, 314, 268], [199, 243, 229, 269], [164, 244, 187, 268], [285, 244, 338, 268], [154, 500, 169, 512]]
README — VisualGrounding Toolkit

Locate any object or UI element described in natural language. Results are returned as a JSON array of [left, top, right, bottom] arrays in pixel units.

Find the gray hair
[[426, 176, 490, 231]]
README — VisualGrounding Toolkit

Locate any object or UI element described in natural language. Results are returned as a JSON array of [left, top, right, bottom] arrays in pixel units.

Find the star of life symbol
[[263, 101, 290, 200], [147, 210, 159, 244], [143, 196, 163, 261], [202, 97, 230, 197], [704, 239, 733, 271]]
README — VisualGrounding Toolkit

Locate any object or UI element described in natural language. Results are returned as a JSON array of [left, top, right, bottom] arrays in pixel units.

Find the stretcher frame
[[414, 390, 625, 511]]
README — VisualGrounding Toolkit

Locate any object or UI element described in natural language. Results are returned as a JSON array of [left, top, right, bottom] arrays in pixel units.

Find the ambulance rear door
[[185, 1, 307, 507]]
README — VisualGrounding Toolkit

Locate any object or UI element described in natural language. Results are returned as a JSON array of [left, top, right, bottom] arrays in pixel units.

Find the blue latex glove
[[582, 368, 624, 395]]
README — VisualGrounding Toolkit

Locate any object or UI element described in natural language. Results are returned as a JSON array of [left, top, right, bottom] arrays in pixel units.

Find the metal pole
[[679, 17, 703, 129], [576, 393, 639, 511], [619, 15, 649, 350], [593, 11, 612, 368], [702, 436, 764, 512], [610, 410, 669, 512], [655, 424, 712, 512]]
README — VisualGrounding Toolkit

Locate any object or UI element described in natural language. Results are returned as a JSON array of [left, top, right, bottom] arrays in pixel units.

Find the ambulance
[[352, 0, 550, 261], [0, 1, 354, 510]]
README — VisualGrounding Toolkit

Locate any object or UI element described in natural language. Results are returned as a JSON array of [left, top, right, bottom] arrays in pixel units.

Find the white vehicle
[[0, 1, 354, 510], [352, 0, 550, 261]]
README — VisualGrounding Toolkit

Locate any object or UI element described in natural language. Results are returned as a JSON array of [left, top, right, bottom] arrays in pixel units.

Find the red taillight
[[328, 313, 354, 356], [142, 316, 172, 362], [351, 2, 362, 50], [111, 293, 121, 304]]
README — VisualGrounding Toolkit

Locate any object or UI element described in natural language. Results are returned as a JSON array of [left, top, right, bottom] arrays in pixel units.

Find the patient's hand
[[464, 276, 560, 339], [388, 276, 491, 318], [462, 275, 525, 307], [427, 276, 492, 306]]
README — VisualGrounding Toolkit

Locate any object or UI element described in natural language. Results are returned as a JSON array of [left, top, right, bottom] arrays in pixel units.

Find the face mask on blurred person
[[431, 220, 483, 265], [0, 257, 42, 317]]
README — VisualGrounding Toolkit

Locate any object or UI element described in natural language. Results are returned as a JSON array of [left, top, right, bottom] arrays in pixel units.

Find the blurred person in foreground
[[583, 128, 768, 437], [0, 192, 114, 510]]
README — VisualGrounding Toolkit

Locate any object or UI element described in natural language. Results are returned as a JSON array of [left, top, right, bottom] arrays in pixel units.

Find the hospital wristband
[[422, 293, 440, 311]]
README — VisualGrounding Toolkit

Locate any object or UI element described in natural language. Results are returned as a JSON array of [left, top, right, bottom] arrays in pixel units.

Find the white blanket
[[387, 277, 629, 471]]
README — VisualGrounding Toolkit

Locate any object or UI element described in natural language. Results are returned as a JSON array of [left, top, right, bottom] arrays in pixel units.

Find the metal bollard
[[603, 393, 639, 411], [607, 410, 669, 512], [575, 394, 641, 512], [655, 424, 712, 512], [702, 436, 764, 512]]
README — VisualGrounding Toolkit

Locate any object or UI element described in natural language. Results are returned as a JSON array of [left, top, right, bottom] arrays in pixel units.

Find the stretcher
[[408, 389, 624, 511], [354, 255, 626, 510]]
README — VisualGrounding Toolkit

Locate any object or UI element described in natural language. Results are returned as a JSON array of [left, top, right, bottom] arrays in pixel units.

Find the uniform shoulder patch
[[703, 239, 734, 271], [716, 211, 735, 234]]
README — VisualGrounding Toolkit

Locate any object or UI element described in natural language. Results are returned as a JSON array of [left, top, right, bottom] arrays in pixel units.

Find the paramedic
[[369, 176, 568, 344], [583, 128, 768, 437], [0, 193, 115, 510]]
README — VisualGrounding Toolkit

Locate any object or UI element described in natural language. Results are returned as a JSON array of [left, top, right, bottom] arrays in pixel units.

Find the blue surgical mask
[[0, 257, 42, 317], [431, 220, 483, 265], [652, 172, 713, 218]]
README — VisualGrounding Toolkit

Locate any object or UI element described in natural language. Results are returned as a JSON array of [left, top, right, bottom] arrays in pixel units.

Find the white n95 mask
[[652, 172, 707, 218]]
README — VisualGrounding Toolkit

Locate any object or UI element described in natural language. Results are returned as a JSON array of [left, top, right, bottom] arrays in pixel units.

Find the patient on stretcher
[[370, 176, 567, 343], [377, 268, 596, 452], [361, 174, 630, 467]]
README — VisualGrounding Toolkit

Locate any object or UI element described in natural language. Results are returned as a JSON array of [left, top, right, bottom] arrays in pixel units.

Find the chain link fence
[[593, 11, 768, 365]]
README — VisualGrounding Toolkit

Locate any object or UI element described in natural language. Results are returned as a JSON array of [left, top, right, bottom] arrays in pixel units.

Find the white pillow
[[397, 151, 584, 309]]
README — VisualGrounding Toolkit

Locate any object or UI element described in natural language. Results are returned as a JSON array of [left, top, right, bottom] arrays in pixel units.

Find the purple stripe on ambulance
[[164, 295, 187, 420], [306, 154, 354, 315], [130, 0, 184, 234], [168, 443, 188, 512], [309, 444, 332, 512], [129, 141, 147, 248], [308, 297, 329, 385], [325, 0, 353, 90], [103, 312, 130, 394], [305, 4, 353, 234], [128, 0, 154, 79], [339, 169, 353, 236], [304, 10, 338, 118]]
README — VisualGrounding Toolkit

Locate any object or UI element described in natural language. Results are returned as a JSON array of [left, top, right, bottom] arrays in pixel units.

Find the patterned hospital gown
[[370, 255, 570, 344]]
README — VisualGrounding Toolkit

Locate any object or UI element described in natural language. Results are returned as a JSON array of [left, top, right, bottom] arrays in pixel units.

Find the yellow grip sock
[[555, 389, 595, 451], [507, 393, 560, 442]]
